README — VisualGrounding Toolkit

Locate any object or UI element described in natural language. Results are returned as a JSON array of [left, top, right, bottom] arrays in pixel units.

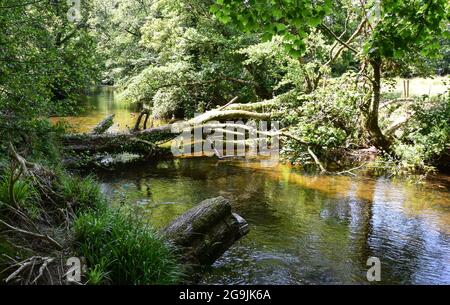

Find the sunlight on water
[[98, 158, 450, 285], [50, 87, 167, 133]]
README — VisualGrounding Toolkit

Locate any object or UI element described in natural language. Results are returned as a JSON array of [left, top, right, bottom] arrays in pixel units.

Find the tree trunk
[[62, 109, 270, 156], [91, 114, 115, 135], [62, 129, 174, 156], [162, 197, 249, 269], [366, 59, 391, 151]]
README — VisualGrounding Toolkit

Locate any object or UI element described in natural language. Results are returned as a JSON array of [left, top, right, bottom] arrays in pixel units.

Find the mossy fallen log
[[162, 197, 249, 270], [62, 131, 173, 156], [91, 114, 115, 134], [62, 108, 272, 158]]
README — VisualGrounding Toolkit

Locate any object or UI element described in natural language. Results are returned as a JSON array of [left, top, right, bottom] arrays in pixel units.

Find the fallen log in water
[[91, 114, 115, 134], [162, 197, 249, 271], [63, 130, 173, 156], [62, 109, 272, 157]]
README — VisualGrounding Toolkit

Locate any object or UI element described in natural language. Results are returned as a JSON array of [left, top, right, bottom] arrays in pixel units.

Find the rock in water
[[162, 197, 249, 267]]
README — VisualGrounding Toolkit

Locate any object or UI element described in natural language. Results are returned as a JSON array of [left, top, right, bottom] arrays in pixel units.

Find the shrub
[[280, 73, 365, 164], [394, 94, 450, 172]]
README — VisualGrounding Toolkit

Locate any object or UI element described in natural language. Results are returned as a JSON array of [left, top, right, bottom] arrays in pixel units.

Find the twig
[[325, 19, 366, 66], [32, 257, 54, 284], [321, 24, 358, 54], [4, 256, 54, 284], [218, 96, 239, 111], [0, 219, 63, 249], [336, 163, 368, 176], [307, 146, 327, 174], [5, 259, 34, 283]]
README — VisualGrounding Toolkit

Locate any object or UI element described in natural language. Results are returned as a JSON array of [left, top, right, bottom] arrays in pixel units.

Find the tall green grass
[[58, 174, 105, 213], [0, 171, 40, 218], [73, 207, 181, 285]]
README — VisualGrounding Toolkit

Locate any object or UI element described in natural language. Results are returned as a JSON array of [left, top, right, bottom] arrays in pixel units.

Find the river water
[[58, 88, 450, 285]]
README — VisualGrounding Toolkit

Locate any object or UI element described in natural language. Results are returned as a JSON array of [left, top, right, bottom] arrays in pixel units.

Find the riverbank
[[0, 152, 181, 284], [0, 148, 250, 284]]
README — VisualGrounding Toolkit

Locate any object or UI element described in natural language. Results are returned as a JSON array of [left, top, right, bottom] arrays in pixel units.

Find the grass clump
[[58, 174, 105, 213], [73, 207, 181, 285], [0, 169, 40, 218]]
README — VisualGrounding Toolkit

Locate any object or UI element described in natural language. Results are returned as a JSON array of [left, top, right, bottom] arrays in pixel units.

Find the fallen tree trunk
[[162, 197, 249, 269], [223, 99, 280, 112], [62, 109, 272, 157], [63, 130, 173, 156], [91, 114, 115, 134]]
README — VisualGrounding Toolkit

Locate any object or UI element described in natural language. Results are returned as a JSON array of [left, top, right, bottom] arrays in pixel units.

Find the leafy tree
[[103, 0, 288, 118], [356, 0, 449, 150], [210, 0, 333, 57], [212, 0, 450, 151], [90, 0, 155, 85], [0, 0, 100, 157]]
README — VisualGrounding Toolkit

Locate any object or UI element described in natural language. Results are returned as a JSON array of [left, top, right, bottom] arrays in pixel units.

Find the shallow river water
[[59, 88, 450, 285]]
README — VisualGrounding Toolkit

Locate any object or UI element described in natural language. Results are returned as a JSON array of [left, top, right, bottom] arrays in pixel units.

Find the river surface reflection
[[97, 158, 450, 285]]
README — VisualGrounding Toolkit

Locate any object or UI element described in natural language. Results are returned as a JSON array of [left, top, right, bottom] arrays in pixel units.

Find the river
[[56, 88, 450, 285]]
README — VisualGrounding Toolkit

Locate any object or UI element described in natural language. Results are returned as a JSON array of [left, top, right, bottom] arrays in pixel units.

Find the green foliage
[[74, 207, 181, 285], [97, 0, 286, 118], [0, 0, 101, 158], [58, 174, 105, 213], [366, 0, 450, 62], [280, 73, 365, 164], [91, 0, 155, 84], [62, 172, 181, 285], [0, 169, 40, 218], [211, 0, 332, 56], [86, 260, 110, 285], [393, 94, 450, 172], [238, 35, 298, 94]]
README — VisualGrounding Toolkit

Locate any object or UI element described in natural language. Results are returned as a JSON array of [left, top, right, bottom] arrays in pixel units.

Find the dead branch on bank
[[3, 256, 55, 285], [0, 218, 62, 250]]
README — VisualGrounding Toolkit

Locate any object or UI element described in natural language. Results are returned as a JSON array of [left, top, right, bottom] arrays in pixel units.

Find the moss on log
[[91, 114, 115, 135], [162, 197, 249, 268]]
